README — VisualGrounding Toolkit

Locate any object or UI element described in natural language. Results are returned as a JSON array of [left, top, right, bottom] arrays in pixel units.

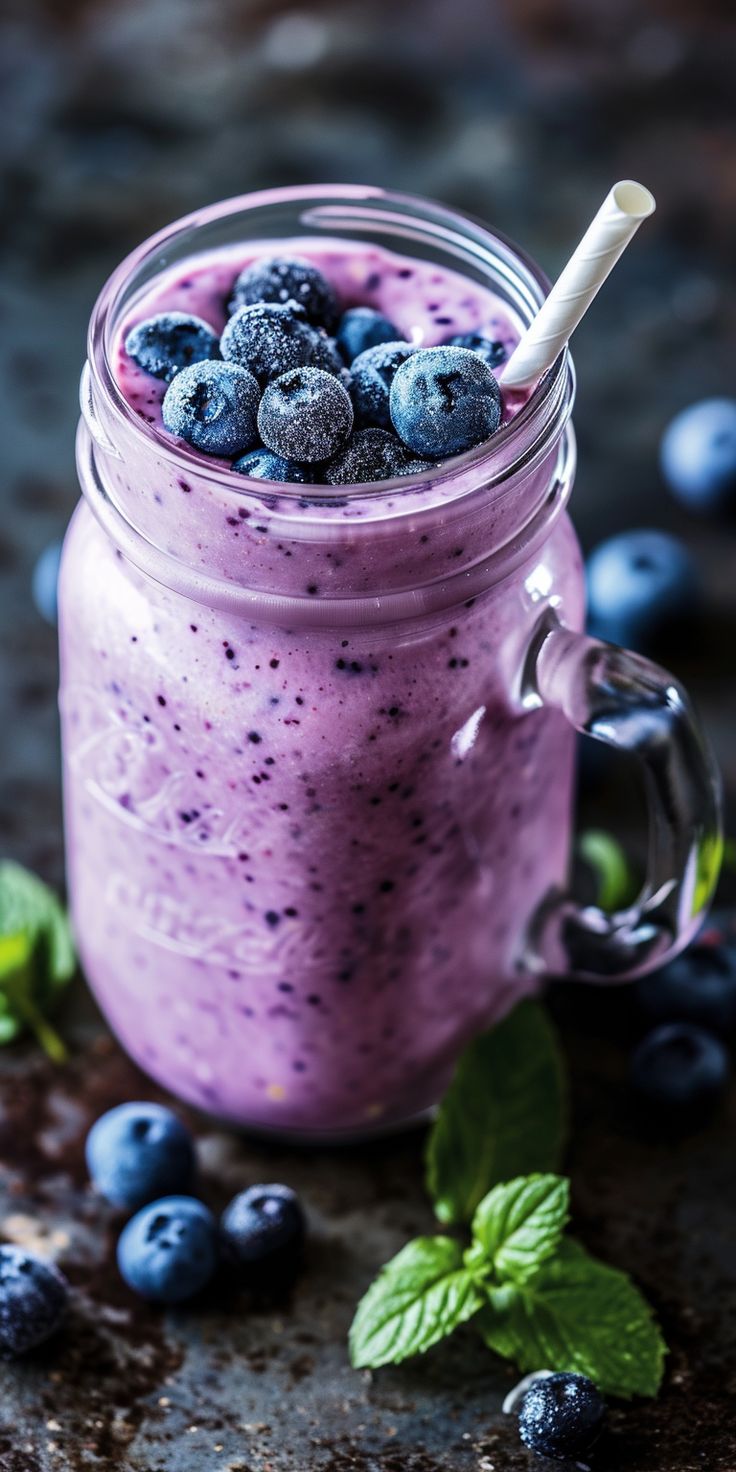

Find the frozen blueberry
[[229, 255, 340, 332], [324, 428, 431, 485], [258, 367, 353, 463], [220, 301, 331, 385], [446, 332, 507, 369], [125, 312, 220, 382], [390, 346, 502, 457], [220, 1184, 305, 1279], [117, 1196, 218, 1303], [637, 942, 736, 1036], [162, 360, 260, 457], [336, 307, 399, 364], [660, 398, 736, 515], [350, 341, 417, 430], [0, 1246, 68, 1358], [629, 1023, 729, 1121], [232, 447, 310, 483], [86, 1101, 196, 1210], [32, 540, 62, 625], [586, 529, 699, 653], [518, 1372, 606, 1461]]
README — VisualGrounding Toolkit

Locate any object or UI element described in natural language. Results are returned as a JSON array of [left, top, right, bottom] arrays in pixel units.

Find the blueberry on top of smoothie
[[447, 331, 507, 369], [350, 341, 416, 430], [336, 307, 399, 364], [125, 311, 220, 381], [232, 447, 310, 483], [229, 255, 340, 332], [162, 360, 260, 457], [221, 301, 336, 385], [0, 1246, 69, 1359], [258, 366, 353, 463], [390, 345, 502, 457], [324, 428, 431, 485]]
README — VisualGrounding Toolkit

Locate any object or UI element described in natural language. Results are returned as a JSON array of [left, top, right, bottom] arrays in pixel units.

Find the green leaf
[[469, 1174, 569, 1283], [477, 1239, 666, 1399], [426, 1001, 568, 1225], [578, 829, 638, 911], [0, 862, 76, 1061], [349, 1236, 484, 1369]]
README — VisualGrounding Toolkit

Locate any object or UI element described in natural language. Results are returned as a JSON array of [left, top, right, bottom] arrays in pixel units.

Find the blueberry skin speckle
[[85, 1101, 196, 1209], [117, 1196, 218, 1303], [324, 428, 431, 485], [162, 360, 260, 457], [629, 1023, 729, 1121], [221, 302, 332, 384], [350, 341, 417, 430], [636, 940, 736, 1035], [220, 1184, 305, 1280], [232, 447, 310, 484], [585, 529, 699, 653], [660, 398, 736, 514], [446, 332, 507, 369], [125, 312, 220, 382], [0, 1246, 69, 1358], [229, 255, 340, 332], [518, 1373, 606, 1461], [336, 307, 400, 364], [32, 540, 62, 625], [258, 367, 353, 463], [390, 346, 502, 457]]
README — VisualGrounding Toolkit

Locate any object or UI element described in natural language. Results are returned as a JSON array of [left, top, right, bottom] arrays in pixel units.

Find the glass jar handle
[[523, 614, 722, 980]]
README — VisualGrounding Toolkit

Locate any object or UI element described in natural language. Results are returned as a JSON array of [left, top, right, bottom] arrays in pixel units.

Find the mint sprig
[[0, 862, 76, 1061], [425, 1000, 567, 1225], [349, 1236, 483, 1369]]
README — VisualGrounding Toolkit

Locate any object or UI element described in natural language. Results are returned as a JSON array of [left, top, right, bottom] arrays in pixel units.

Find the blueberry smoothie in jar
[[60, 187, 582, 1136]]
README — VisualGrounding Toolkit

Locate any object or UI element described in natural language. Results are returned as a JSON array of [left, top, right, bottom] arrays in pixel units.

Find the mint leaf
[[0, 862, 76, 1061], [578, 829, 638, 911], [477, 1239, 666, 1398], [426, 1001, 568, 1225], [349, 1236, 484, 1369], [468, 1175, 569, 1283]]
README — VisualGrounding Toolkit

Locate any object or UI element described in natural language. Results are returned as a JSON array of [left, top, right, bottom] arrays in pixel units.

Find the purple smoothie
[[60, 232, 582, 1135]]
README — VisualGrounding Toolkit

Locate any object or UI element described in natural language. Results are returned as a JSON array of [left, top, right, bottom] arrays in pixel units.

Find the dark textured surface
[[1, 1, 735, 1467]]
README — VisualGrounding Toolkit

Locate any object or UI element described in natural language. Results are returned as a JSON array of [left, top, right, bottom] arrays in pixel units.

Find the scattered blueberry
[[85, 1101, 196, 1210], [446, 332, 507, 369], [258, 367, 353, 463], [0, 1246, 68, 1358], [229, 255, 340, 332], [220, 1184, 305, 1279], [125, 312, 220, 382], [162, 360, 260, 457], [220, 302, 334, 384], [117, 1196, 218, 1303], [32, 541, 62, 625], [232, 447, 310, 484], [660, 398, 736, 515], [636, 942, 736, 1036], [518, 1372, 606, 1461], [336, 307, 399, 364], [324, 428, 432, 485], [629, 1023, 729, 1121], [585, 529, 699, 652], [390, 346, 502, 457], [350, 341, 416, 430]]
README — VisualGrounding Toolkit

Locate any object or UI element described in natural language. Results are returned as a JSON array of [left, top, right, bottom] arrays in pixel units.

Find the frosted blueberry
[[232, 447, 310, 483], [258, 367, 353, 463], [162, 360, 260, 457], [350, 341, 417, 430], [336, 307, 399, 364], [324, 428, 431, 485], [229, 255, 340, 331], [125, 312, 220, 381], [390, 346, 502, 457]]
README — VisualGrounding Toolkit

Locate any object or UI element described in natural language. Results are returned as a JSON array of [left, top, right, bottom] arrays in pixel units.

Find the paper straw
[[501, 180, 656, 391]]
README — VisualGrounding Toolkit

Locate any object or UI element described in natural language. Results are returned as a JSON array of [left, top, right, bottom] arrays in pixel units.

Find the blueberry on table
[[32, 540, 63, 625], [336, 307, 399, 364], [0, 1246, 68, 1358], [350, 341, 417, 430], [162, 360, 260, 457], [324, 427, 431, 485], [446, 332, 507, 369], [660, 398, 736, 514], [258, 366, 353, 463], [636, 941, 736, 1036], [221, 302, 335, 384], [629, 1023, 729, 1121], [228, 255, 340, 332], [220, 1184, 305, 1279], [585, 529, 699, 653], [117, 1196, 218, 1303], [86, 1101, 196, 1210], [232, 447, 310, 484], [390, 346, 502, 457], [125, 312, 220, 382], [518, 1372, 606, 1461]]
